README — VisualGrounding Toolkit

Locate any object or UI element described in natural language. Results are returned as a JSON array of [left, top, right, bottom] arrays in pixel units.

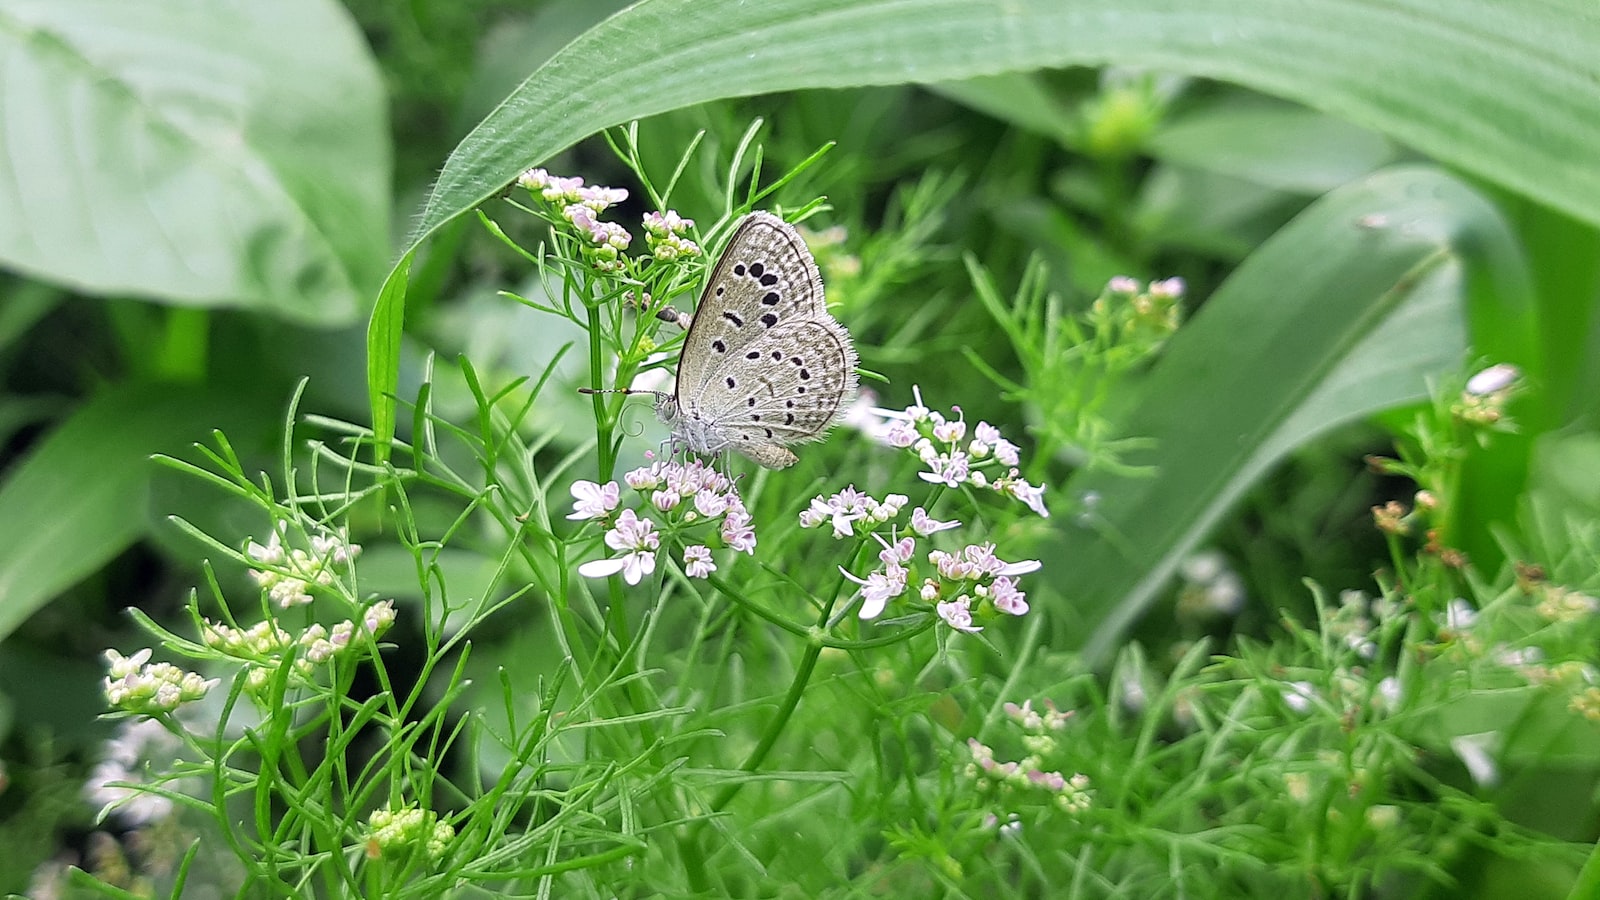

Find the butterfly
[[652, 211, 859, 468]]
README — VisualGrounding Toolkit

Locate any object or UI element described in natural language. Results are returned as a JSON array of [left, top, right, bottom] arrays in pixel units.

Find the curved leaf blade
[[0, 0, 390, 324], [408, 0, 1600, 253], [1056, 166, 1532, 663], [0, 385, 267, 642]]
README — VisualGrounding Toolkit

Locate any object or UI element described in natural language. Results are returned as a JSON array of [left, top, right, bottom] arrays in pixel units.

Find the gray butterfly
[[652, 211, 859, 468]]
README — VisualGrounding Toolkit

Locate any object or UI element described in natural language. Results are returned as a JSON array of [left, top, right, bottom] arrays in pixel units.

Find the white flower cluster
[[571, 459, 756, 586], [801, 486, 1039, 633], [246, 523, 361, 609], [102, 649, 217, 716], [200, 600, 396, 696], [853, 387, 1049, 518], [642, 210, 701, 261]]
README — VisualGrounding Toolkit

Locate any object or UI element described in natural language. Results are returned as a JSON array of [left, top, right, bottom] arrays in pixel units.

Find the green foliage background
[[1, 0, 1598, 895]]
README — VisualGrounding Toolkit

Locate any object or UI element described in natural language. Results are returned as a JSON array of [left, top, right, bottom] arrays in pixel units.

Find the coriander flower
[[841, 562, 909, 619], [936, 596, 981, 632], [246, 523, 361, 609], [986, 576, 1029, 616], [643, 210, 702, 260], [102, 649, 216, 716], [874, 387, 1050, 517], [799, 487, 907, 538], [721, 507, 757, 553], [909, 507, 960, 536], [576, 184, 628, 211], [568, 480, 620, 520], [683, 545, 716, 579], [578, 509, 660, 585]]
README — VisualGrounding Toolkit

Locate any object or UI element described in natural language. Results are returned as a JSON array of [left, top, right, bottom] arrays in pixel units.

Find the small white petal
[[578, 558, 628, 579]]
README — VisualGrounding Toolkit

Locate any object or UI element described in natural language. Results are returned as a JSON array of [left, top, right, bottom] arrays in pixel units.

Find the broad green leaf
[[1058, 166, 1532, 663], [407, 0, 1599, 250], [370, 0, 1600, 442], [0, 385, 266, 642], [0, 0, 390, 324], [1145, 98, 1398, 195]]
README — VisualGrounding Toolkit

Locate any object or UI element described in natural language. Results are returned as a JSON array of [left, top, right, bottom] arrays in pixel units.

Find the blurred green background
[[2, 0, 1598, 894]]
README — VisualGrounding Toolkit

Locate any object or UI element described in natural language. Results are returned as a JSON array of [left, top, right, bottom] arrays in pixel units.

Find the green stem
[[585, 299, 616, 479], [683, 631, 825, 892], [713, 635, 823, 813]]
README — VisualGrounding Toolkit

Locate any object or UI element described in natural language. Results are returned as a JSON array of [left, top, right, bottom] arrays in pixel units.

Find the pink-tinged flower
[[842, 563, 909, 619], [568, 480, 620, 520], [649, 233, 702, 260], [918, 450, 971, 487], [517, 168, 551, 191], [877, 535, 916, 567], [564, 203, 598, 232], [693, 489, 729, 518], [960, 543, 1041, 578], [683, 545, 716, 579], [1027, 770, 1068, 791], [651, 490, 680, 512], [800, 486, 905, 538], [930, 549, 976, 581], [643, 211, 701, 260], [989, 576, 1029, 615], [577, 552, 655, 585], [993, 471, 1050, 518], [578, 510, 660, 585], [1108, 275, 1140, 295], [364, 599, 397, 637], [604, 509, 658, 553], [937, 596, 982, 632], [722, 508, 757, 554], [624, 464, 662, 490], [817, 496, 860, 537], [643, 210, 694, 234], [883, 420, 919, 448], [909, 507, 959, 536], [1149, 276, 1186, 300], [932, 417, 967, 444], [576, 184, 628, 211], [972, 422, 1021, 466]]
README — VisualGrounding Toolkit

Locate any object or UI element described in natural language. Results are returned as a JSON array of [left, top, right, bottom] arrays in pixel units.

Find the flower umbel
[[576, 459, 755, 584], [102, 649, 216, 716], [857, 386, 1051, 518], [246, 522, 361, 609]]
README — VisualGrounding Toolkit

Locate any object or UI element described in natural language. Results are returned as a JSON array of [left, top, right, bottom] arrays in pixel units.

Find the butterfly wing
[[692, 317, 860, 449], [676, 212, 826, 404]]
